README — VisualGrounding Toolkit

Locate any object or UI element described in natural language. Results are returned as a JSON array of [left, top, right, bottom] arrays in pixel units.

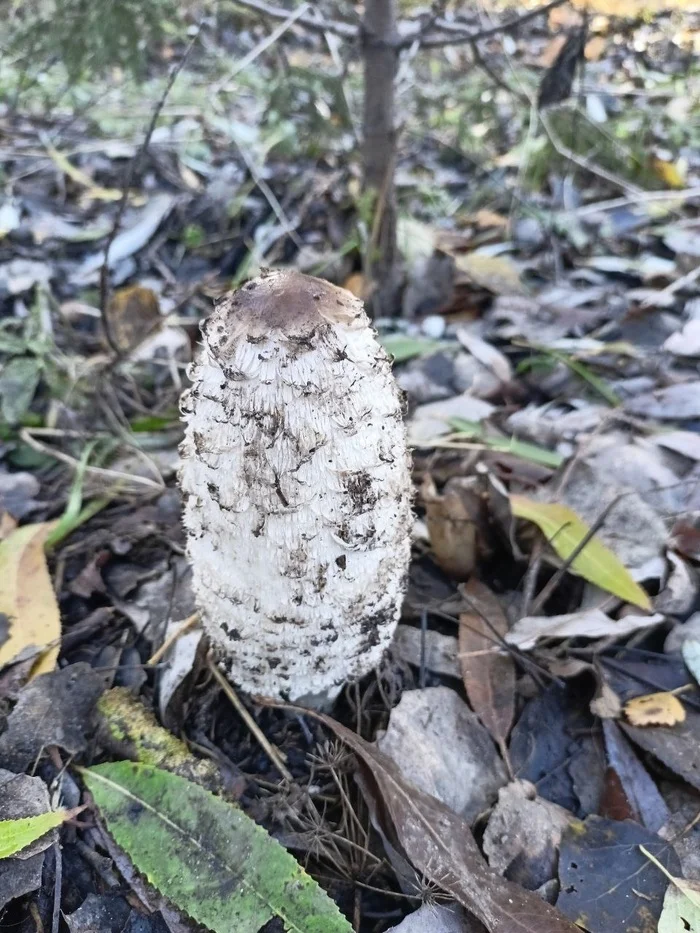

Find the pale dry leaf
[[625, 693, 686, 728], [0, 522, 60, 677]]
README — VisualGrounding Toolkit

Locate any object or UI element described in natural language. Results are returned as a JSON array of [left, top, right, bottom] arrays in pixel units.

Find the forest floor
[[1, 3, 700, 933]]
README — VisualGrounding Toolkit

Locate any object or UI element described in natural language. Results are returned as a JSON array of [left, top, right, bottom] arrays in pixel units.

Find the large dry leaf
[[454, 253, 527, 297], [509, 494, 652, 609], [506, 609, 664, 651], [315, 713, 579, 933], [0, 522, 60, 676], [458, 580, 515, 752]]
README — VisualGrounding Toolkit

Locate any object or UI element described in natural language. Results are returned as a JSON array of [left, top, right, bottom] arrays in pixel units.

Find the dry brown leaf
[[313, 712, 580, 933], [584, 36, 607, 60], [624, 693, 686, 728], [459, 580, 515, 755], [454, 253, 527, 297], [0, 522, 60, 677], [106, 285, 162, 355], [422, 475, 480, 581]]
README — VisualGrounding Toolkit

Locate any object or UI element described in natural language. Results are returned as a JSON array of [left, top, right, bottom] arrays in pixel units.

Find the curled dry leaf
[[458, 580, 515, 754], [624, 692, 687, 727], [0, 522, 60, 678], [422, 475, 480, 581], [312, 711, 580, 933]]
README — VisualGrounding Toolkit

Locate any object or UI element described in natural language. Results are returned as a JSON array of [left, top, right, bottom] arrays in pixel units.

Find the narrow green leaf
[[449, 417, 564, 469], [83, 762, 353, 933], [0, 810, 67, 859], [380, 333, 445, 363], [510, 494, 651, 610]]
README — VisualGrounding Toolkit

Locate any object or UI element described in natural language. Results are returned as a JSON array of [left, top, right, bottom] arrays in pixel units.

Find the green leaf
[[83, 762, 353, 933], [510, 494, 651, 610], [641, 845, 700, 931], [0, 810, 68, 859], [0, 357, 42, 425], [380, 333, 445, 363], [449, 417, 564, 469]]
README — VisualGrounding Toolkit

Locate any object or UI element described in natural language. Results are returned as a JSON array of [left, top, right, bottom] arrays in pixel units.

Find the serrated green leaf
[[510, 494, 651, 610], [0, 356, 42, 424], [83, 762, 353, 933], [0, 810, 68, 859]]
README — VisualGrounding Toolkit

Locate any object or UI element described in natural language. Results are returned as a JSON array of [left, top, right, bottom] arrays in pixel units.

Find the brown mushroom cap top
[[204, 269, 366, 352]]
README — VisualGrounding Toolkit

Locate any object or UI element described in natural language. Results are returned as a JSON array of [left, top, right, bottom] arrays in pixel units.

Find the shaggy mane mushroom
[[179, 269, 412, 703]]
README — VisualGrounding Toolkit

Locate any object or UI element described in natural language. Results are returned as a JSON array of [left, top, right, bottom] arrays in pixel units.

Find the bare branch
[[225, 0, 357, 39], [99, 25, 202, 354], [403, 0, 568, 50]]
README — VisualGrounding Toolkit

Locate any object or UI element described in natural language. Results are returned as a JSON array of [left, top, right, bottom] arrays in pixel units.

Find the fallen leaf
[[506, 609, 663, 651], [0, 770, 60, 911], [454, 253, 527, 297], [106, 285, 162, 355], [0, 663, 105, 772], [509, 494, 652, 609], [422, 475, 479, 581], [83, 762, 352, 933], [625, 382, 700, 421], [557, 816, 680, 932], [651, 156, 686, 189], [483, 781, 573, 888], [683, 640, 700, 687], [393, 625, 460, 679], [74, 194, 176, 283], [380, 333, 444, 363], [376, 686, 507, 825], [0, 357, 42, 425], [458, 580, 515, 753], [601, 720, 669, 832], [0, 809, 70, 860], [625, 692, 687, 727], [314, 711, 580, 932], [658, 884, 700, 933], [0, 522, 60, 677]]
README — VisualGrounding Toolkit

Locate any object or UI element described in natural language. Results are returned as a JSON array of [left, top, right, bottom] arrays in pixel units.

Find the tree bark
[[362, 0, 402, 317]]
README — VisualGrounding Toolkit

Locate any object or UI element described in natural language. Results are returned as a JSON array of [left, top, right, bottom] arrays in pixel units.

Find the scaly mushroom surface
[[179, 269, 412, 702]]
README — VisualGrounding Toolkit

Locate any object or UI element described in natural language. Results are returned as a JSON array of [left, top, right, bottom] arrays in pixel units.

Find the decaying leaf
[[601, 721, 669, 832], [422, 476, 480, 581], [458, 580, 515, 753], [509, 494, 652, 609], [105, 285, 162, 355], [314, 711, 580, 932], [624, 692, 687, 727], [376, 686, 507, 825], [506, 608, 663, 651], [454, 253, 527, 297], [0, 522, 60, 677], [657, 883, 700, 933], [83, 762, 353, 933]]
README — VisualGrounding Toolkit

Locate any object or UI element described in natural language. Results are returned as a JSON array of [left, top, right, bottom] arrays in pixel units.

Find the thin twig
[[225, 0, 356, 39], [51, 841, 62, 933], [148, 613, 200, 666], [413, 0, 567, 49], [207, 656, 294, 782], [574, 186, 700, 218], [99, 25, 202, 351]]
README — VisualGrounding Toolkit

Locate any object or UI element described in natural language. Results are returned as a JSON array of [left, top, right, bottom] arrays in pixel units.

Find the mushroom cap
[[205, 268, 364, 348]]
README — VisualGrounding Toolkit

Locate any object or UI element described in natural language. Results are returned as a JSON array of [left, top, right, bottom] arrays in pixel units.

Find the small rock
[[421, 314, 446, 339]]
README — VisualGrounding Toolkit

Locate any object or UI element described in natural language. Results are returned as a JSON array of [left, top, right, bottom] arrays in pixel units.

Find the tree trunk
[[362, 0, 402, 317]]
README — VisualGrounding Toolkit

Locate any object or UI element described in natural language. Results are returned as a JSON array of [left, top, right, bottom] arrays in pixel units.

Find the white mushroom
[[179, 269, 412, 703]]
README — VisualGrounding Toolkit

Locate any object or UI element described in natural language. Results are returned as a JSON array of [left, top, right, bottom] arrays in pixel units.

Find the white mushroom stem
[[179, 269, 412, 703]]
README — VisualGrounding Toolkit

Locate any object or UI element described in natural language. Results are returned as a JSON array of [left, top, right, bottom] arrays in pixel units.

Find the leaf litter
[[3, 4, 700, 933]]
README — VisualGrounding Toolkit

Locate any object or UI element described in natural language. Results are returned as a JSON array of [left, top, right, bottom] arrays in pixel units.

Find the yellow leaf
[[0, 810, 68, 860], [509, 494, 652, 610], [454, 253, 527, 297], [651, 156, 686, 189], [625, 692, 686, 727], [0, 522, 61, 677], [46, 146, 123, 202]]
